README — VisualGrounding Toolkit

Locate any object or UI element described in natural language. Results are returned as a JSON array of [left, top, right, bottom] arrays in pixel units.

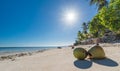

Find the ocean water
[[0, 47, 55, 56]]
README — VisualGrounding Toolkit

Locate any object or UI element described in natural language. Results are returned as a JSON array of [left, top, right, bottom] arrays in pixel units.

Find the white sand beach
[[0, 43, 120, 71]]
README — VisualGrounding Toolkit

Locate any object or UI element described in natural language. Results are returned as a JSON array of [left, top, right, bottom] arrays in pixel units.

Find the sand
[[0, 43, 120, 71]]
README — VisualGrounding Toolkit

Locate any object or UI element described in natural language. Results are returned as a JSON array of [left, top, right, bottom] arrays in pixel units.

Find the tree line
[[75, 0, 120, 45]]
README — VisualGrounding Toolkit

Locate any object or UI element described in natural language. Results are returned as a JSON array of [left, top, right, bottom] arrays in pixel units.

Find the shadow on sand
[[74, 58, 118, 69], [91, 58, 119, 67], [74, 60, 92, 69]]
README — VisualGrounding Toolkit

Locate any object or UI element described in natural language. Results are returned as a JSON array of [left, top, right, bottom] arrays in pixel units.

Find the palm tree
[[90, 0, 108, 10], [82, 22, 88, 34], [77, 31, 84, 41]]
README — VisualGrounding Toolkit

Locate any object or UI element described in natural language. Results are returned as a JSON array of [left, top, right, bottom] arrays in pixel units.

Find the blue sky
[[0, 0, 97, 47]]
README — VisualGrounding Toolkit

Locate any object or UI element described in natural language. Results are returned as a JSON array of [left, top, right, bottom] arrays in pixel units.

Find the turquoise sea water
[[0, 47, 55, 55]]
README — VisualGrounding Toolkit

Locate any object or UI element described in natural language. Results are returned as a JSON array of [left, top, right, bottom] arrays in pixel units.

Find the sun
[[61, 9, 79, 25], [65, 11, 76, 23]]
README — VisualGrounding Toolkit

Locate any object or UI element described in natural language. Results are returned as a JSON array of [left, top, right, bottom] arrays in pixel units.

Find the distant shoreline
[[0, 47, 56, 55], [0, 48, 52, 61], [0, 43, 119, 61], [0, 46, 66, 61]]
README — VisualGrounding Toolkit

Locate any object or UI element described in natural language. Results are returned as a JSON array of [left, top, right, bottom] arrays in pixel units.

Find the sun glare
[[65, 11, 76, 23], [61, 8, 79, 26]]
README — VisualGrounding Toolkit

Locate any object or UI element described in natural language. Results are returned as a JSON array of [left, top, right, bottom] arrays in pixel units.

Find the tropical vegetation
[[74, 0, 120, 45]]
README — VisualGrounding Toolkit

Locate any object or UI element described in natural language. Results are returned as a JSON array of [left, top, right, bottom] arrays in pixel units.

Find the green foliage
[[90, 0, 108, 10], [89, 15, 106, 37], [77, 31, 85, 41], [75, 0, 120, 44], [98, 0, 120, 34], [82, 22, 88, 34], [89, 0, 120, 38]]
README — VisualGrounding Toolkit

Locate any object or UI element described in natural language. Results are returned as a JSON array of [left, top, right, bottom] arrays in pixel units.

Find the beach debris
[[57, 47, 62, 49], [88, 44, 105, 59], [16, 53, 28, 57], [0, 55, 15, 61], [11, 58, 15, 61], [27, 52, 33, 56], [36, 50, 46, 53], [73, 48, 87, 60], [0, 49, 48, 61], [71, 46, 74, 49], [0, 53, 28, 61]]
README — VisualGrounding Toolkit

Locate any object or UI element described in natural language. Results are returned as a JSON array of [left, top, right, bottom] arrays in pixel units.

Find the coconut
[[88, 44, 105, 59], [73, 48, 87, 60]]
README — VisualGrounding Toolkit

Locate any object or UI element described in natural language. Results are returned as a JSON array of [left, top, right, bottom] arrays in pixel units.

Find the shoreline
[[0, 43, 119, 61], [0, 48, 55, 61], [0, 47, 58, 56], [0, 43, 119, 71], [0, 43, 120, 61]]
